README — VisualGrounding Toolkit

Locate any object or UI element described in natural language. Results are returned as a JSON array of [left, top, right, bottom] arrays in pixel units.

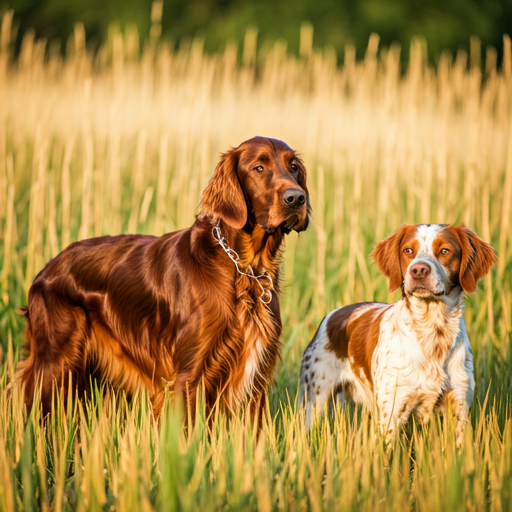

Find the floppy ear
[[449, 226, 497, 293], [199, 148, 247, 229], [371, 225, 411, 292]]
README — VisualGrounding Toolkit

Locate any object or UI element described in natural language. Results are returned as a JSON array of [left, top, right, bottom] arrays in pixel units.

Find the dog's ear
[[449, 226, 497, 293], [371, 225, 412, 292], [200, 148, 247, 229]]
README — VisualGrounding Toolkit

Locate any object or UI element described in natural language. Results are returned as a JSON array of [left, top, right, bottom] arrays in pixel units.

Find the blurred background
[[2, 0, 511, 63], [1, 1, 512, 509]]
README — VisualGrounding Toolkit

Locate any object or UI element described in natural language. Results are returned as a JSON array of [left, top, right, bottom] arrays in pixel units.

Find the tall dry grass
[[0, 7, 511, 511]]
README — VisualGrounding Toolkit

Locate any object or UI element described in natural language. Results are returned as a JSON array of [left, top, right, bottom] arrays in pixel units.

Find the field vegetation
[[0, 8, 512, 511]]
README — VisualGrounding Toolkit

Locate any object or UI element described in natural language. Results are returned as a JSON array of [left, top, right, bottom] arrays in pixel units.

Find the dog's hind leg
[[17, 284, 90, 416], [19, 274, 111, 416], [298, 327, 347, 428]]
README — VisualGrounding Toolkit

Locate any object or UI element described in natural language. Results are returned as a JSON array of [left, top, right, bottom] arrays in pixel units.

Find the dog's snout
[[283, 188, 306, 208], [410, 262, 431, 280]]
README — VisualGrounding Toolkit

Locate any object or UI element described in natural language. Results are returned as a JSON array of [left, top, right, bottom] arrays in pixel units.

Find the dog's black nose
[[410, 262, 431, 279], [283, 188, 306, 208]]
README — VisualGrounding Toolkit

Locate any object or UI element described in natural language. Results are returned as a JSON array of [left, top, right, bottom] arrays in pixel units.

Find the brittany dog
[[299, 224, 496, 447], [18, 136, 310, 419]]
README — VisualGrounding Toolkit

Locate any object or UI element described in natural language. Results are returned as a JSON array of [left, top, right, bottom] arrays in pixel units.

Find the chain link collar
[[212, 224, 273, 304]]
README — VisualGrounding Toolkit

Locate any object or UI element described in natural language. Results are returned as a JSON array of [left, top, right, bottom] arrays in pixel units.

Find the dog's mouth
[[407, 286, 445, 298], [262, 213, 305, 235], [281, 214, 301, 234]]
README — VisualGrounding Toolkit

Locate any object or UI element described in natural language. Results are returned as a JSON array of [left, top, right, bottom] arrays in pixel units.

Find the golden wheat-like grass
[[0, 8, 511, 511]]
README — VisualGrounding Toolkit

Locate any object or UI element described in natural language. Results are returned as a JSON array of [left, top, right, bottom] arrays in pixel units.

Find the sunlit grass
[[0, 8, 511, 511]]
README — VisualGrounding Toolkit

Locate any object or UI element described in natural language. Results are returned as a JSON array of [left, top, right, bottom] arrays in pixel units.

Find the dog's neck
[[400, 287, 465, 359], [215, 220, 285, 275]]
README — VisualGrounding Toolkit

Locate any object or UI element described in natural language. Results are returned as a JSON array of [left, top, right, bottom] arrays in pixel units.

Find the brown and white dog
[[299, 224, 496, 447]]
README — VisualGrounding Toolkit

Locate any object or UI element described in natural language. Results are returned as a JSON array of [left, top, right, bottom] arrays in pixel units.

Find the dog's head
[[371, 224, 496, 299], [200, 136, 310, 233]]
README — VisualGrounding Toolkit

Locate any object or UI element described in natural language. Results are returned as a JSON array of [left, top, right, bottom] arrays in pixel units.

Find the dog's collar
[[212, 224, 273, 305]]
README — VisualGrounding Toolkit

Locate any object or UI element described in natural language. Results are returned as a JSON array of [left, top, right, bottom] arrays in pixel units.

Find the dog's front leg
[[441, 389, 471, 450], [454, 401, 469, 451], [249, 391, 267, 433], [443, 337, 475, 450], [375, 376, 415, 450]]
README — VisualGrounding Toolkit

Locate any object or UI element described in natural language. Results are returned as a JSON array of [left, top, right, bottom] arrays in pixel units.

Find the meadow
[[1, 6, 512, 511]]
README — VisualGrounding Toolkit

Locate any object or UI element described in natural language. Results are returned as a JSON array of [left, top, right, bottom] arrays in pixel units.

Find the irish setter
[[18, 136, 310, 418]]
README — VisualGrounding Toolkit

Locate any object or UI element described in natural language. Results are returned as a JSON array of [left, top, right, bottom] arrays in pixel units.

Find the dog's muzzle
[[404, 256, 446, 297]]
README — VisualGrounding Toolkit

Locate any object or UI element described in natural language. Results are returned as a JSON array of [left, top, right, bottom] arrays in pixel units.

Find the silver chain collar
[[212, 224, 273, 305]]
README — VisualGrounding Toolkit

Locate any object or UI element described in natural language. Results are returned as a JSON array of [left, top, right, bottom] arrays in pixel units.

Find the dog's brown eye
[[404, 248, 413, 255], [441, 248, 450, 255], [254, 165, 264, 172], [290, 163, 298, 172]]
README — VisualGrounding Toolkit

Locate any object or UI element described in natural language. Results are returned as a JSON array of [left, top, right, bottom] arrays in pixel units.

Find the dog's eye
[[441, 248, 450, 255], [290, 163, 298, 172], [254, 165, 264, 172], [404, 248, 413, 255]]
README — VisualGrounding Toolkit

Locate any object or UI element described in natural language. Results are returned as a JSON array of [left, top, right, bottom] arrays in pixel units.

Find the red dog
[[18, 136, 310, 417]]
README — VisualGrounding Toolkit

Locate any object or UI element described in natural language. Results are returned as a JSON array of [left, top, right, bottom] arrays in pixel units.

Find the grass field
[[1, 8, 512, 511]]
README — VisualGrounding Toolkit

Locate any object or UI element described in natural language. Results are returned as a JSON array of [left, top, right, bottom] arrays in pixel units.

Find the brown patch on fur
[[326, 303, 391, 389], [371, 225, 418, 292], [346, 306, 392, 389], [444, 226, 497, 293], [326, 303, 375, 359], [433, 228, 463, 292], [17, 136, 310, 418]]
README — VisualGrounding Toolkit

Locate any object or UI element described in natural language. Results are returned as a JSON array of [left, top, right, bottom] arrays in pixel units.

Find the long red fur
[[17, 136, 310, 419]]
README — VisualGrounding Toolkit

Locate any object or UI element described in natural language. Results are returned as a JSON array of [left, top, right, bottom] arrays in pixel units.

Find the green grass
[[0, 13, 512, 511]]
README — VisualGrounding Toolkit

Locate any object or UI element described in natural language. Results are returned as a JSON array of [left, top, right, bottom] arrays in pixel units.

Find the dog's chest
[[372, 317, 450, 407], [239, 325, 265, 397], [236, 295, 280, 399]]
